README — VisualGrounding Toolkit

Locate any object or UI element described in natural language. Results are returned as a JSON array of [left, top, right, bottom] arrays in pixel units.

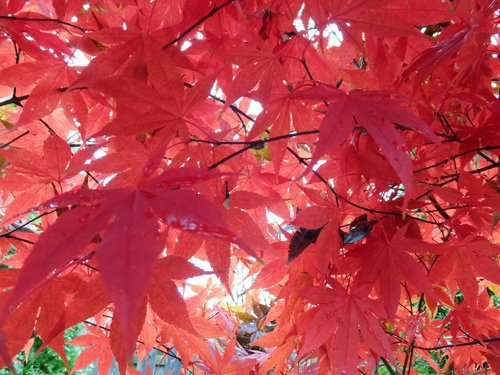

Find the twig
[[1, 234, 34, 244], [380, 357, 399, 375], [0, 94, 29, 107], [286, 146, 442, 224], [402, 343, 415, 375], [195, 129, 317, 146], [184, 81, 255, 123], [427, 194, 451, 220], [0, 15, 86, 32], [286, 146, 339, 207], [414, 146, 500, 173], [39, 119, 57, 135], [1, 130, 30, 148], [204, 131, 320, 170], [0, 211, 55, 238], [162, 0, 235, 50], [470, 161, 500, 174], [82, 320, 190, 370], [207, 143, 255, 170], [413, 336, 500, 351]]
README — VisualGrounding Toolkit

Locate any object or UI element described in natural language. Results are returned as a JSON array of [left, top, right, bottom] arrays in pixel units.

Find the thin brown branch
[[436, 112, 458, 139], [184, 81, 255, 123], [1, 234, 34, 244], [1, 130, 30, 148], [0, 94, 29, 107], [38, 119, 57, 135], [470, 161, 500, 174], [204, 131, 319, 170], [0, 15, 86, 32], [193, 130, 318, 146], [286, 146, 340, 207], [380, 356, 399, 375], [162, 0, 235, 50], [0, 85, 69, 108], [207, 143, 255, 170], [300, 58, 330, 108], [414, 146, 500, 173], [427, 194, 451, 220], [0, 211, 55, 238], [86, 171, 100, 185], [478, 151, 496, 164], [286, 146, 441, 224], [402, 282, 414, 315], [418, 176, 459, 187], [413, 336, 500, 351], [82, 320, 188, 368], [402, 344, 415, 375]]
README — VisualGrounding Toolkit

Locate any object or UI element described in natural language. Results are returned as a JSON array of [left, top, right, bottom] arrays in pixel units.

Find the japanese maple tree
[[0, 0, 499, 374]]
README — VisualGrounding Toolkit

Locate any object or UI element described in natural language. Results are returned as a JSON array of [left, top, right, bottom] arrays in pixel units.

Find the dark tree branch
[[38, 118, 57, 135], [184, 81, 255, 123], [427, 194, 451, 220], [300, 58, 330, 108], [414, 146, 500, 173], [418, 176, 459, 187], [0, 15, 86, 32], [286, 146, 441, 225], [162, 0, 235, 50], [207, 143, 255, 170], [204, 131, 319, 170], [401, 344, 411, 374], [478, 151, 496, 164], [192, 130, 318, 146], [470, 161, 500, 174], [413, 336, 500, 351], [286, 146, 340, 207], [82, 320, 191, 372], [0, 234, 34, 244], [0, 94, 29, 107], [402, 282, 414, 315], [0, 211, 55, 238], [86, 171, 100, 185], [1, 130, 30, 148], [380, 357, 399, 375]]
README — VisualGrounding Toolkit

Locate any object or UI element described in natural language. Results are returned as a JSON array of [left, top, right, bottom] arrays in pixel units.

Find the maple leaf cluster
[[0, 0, 499, 374]]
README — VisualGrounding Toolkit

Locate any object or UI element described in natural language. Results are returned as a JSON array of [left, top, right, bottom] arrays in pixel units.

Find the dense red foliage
[[0, 0, 499, 374]]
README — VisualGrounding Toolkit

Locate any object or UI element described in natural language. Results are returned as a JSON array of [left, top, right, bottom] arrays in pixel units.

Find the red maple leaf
[[299, 85, 438, 203]]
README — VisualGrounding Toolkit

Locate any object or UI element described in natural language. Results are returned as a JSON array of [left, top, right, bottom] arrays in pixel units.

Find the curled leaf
[[341, 217, 378, 245], [288, 226, 324, 263]]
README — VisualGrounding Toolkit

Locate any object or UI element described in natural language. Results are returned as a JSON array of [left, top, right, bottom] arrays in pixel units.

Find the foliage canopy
[[0, 0, 499, 374]]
